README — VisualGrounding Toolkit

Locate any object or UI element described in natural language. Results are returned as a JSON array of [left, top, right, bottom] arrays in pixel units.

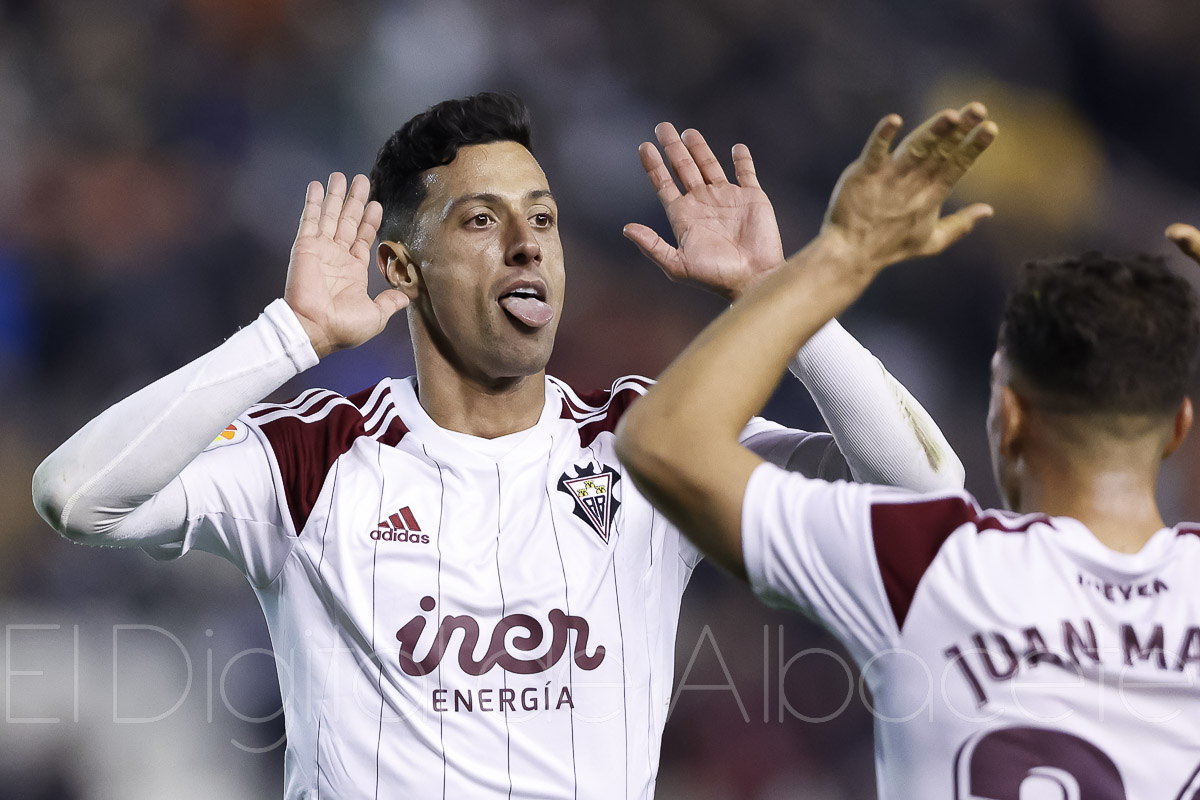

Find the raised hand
[[284, 173, 409, 359], [623, 124, 784, 301], [1166, 223, 1200, 265], [822, 103, 997, 274]]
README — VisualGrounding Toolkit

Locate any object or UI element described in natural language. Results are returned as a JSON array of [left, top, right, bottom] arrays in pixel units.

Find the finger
[[859, 114, 903, 172], [318, 172, 348, 238], [921, 108, 964, 170], [622, 223, 683, 275], [894, 109, 959, 173], [936, 102, 988, 155], [921, 103, 985, 172], [731, 144, 761, 189], [655, 122, 706, 193], [923, 203, 994, 255], [334, 174, 370, 247], [941, 120, 999, 185], [373, 287, 410, 321], [955, 102, 987, 137], [1166, 223, 1200, 264], [639, 141, 682, 206], [350, 200, 383, 263], [681, 128, 729, 185], [297, 180, 324, 239]]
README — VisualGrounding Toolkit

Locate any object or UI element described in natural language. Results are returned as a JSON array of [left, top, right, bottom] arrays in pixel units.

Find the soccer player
[[617, 109, 1200, 796], [33, 93, 966, 798]]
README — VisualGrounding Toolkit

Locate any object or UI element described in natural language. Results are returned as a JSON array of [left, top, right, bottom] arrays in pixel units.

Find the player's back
[[741, 467, 1200, 799], [880, 502, 1200, 797]]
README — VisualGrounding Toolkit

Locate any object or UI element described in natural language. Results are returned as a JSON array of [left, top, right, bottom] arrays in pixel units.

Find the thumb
[[373, 288, 410, 320], [923, 203, 993, 256], [623, 223, 681, 275], [1166, 223, 1200, 265]]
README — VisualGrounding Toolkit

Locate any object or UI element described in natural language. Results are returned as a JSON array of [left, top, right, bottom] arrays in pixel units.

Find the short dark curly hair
[[369, 91, 534, 246], [999, 252, 1199, 415]]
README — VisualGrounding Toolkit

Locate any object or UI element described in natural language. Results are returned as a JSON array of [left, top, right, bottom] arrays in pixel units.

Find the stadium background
[[2, 0, 1199, 796]]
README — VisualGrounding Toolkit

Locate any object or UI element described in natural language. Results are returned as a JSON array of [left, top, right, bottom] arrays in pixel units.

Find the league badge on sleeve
[[558, 463, 621, 544], [205, 421, 248, 450]]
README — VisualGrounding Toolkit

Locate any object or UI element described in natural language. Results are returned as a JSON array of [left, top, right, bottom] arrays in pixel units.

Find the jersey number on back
[[955, 726, 1200, 799]]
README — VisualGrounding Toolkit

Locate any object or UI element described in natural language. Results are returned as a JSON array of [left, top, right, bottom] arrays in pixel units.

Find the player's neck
[[1020, 459, 1165, 554], [412, 355, 547, 439]]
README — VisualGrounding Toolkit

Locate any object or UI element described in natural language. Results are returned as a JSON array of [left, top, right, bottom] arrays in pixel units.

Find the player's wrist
[[725, 261, 787, 303], [281, 299, 333, 361], [799, 229, 879, 286]]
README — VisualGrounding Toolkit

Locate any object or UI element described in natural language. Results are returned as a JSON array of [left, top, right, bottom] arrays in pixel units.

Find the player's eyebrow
[[442, 190, 556, 219]]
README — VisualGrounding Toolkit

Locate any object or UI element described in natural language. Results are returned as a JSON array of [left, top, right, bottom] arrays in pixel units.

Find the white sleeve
[[672, 418, 849, 570], [741, 462, 982, 662], [116, 423, 295, 586], [740, 420, 851, 481], [786, 319, 965, 491], [740, 462, 900, 660], [166, 422, 298, 586], [32, 300, 318, 570]]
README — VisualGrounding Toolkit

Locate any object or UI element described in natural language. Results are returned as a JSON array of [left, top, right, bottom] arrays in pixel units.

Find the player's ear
[[377, 240, 421, 301], [1162, 396, 1193, 459], [997, 386, 1024, 458]]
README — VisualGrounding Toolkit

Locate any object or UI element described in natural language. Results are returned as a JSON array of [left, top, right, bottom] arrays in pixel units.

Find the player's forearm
[[32, 299, 317, 539], [790, 322, 965, 490], [617, 233, 871, 572], [624, 233, 870, 449]]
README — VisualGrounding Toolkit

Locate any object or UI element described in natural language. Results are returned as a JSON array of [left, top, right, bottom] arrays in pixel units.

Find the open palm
[[625, 124, 785, 301], [284, 173, 408, 359], [822, 104, 997, 273]]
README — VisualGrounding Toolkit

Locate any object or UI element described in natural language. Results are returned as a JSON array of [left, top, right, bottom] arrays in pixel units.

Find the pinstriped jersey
[[157, 375, 843, 799], [742, 462, 1200, 800]]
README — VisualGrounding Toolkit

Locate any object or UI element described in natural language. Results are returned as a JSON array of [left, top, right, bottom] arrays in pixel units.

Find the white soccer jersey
[[155, 375, 845, 799], [742, 462, 1200, 799]]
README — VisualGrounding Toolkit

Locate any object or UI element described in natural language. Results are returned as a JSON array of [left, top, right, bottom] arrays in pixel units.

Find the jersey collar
[[389, 376, 559, 463]]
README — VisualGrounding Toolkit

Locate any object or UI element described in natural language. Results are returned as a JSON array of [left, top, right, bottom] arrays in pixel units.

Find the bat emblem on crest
[[557, 463, 621, 544]]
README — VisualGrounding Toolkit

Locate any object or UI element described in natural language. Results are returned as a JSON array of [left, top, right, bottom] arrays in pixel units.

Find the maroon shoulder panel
[[870, 497, 1050, 630], [559, 378, 651, 448], [870, 495, 979, 631], [252, 384, 408, 535], [1176, 523, 1200, 539]]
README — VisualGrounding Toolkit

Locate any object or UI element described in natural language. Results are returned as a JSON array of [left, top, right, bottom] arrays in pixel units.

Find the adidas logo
[[370, 506, 430, 544]]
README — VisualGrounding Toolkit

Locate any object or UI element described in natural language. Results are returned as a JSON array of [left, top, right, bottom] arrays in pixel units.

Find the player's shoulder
[[244, 378, 410, 450], [863, 486, 1053, 631], [239, 379, 414, 536], [547, 374, 652, 447], [868, 486, 1050, 542]]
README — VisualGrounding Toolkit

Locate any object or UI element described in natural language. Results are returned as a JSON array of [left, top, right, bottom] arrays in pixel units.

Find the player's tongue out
[[499, 294, 553, 328]]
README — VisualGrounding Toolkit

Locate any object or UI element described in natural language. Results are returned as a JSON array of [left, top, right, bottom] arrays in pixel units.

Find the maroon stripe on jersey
[[246, 387, 328, 419], [975, 512, 1050, 534], [254, 383, 408, 535], [558, 386, 615, 419], [559, 378, 650, 448], [557, 377, 651, 417], [558, 388, 599, 417], [871, 497, 1049, 630], [1176, 524, 1200, 539], [871, 496, 977, 631]]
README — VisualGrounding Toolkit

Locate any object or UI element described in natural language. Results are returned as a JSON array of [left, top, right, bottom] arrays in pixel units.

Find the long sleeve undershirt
[[32, 301, 963, 546]]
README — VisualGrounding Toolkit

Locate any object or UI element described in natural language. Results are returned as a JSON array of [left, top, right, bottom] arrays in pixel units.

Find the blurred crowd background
[[3, 0, 1200, 797]]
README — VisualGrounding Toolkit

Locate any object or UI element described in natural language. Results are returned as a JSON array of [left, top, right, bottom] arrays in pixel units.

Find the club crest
[[557, 463, 621, 544]]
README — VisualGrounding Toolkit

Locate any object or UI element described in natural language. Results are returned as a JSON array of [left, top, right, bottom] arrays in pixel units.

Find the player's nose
[[504, 220, 542, 267]]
